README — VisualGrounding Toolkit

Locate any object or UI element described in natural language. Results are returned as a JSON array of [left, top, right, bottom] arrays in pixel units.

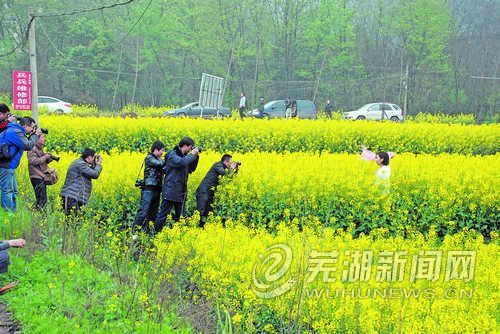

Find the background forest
[[0, 0, 498, 116]]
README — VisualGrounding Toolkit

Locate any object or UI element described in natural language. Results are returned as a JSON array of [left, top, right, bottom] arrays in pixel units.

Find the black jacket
[[196, 161, 228, 194], [144, 153, 165, 187], [162, 146, 199, 202], [325, 102, 333, 113]]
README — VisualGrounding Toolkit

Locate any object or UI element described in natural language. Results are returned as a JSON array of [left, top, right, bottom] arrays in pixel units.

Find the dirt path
[[0, 303, 20, 333]]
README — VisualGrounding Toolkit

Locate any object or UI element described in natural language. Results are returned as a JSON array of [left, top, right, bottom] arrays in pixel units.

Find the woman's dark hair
[[377, 152, 390, 166], [81, 148, 96, 160], [150, 140, 165, 153]]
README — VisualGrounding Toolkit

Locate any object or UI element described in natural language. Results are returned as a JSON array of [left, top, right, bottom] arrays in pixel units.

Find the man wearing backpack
[[0, 117, 41, 211]]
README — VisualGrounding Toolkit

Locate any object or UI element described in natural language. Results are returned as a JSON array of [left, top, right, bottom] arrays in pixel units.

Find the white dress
[[376, 165, 391, 196]]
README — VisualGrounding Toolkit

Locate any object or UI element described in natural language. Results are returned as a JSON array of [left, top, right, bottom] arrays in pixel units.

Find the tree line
[[0, 0, 498, 116]]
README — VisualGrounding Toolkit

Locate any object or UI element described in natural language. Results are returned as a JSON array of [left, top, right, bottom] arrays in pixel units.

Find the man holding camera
[[27, 133, 58, 210], [60, 148, 102, 215], [0, 116, 41, 211], [155, 137, 199, 231], [196, 154, 239, 227], [132, 140, 166, 235]]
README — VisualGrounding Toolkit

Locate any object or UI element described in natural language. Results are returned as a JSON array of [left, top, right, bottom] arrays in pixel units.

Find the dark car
[[163, 102, 231, 118], [249, 99, 317, 119]]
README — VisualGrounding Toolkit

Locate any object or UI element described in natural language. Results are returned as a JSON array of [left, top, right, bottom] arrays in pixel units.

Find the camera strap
[[137, 160, 145, 180]]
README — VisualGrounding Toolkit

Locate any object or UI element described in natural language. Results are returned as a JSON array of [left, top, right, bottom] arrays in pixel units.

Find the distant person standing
[[238, 92, 246, 119], [257, 97, 265, 118], [285, 96, 292, 119], [325, 99, 333, 118]]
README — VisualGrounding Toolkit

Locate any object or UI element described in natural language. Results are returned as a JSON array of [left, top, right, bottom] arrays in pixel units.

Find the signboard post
[[12, 70, 32, 111]]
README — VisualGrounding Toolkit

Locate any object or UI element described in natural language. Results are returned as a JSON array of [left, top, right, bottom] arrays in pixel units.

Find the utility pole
[[403, 63, 409, 118], [28, 9, 39, 123]]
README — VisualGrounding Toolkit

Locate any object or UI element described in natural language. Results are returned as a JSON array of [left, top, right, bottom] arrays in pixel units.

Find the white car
[[37, 96, 73, 114], [343, 103, 403, 121]]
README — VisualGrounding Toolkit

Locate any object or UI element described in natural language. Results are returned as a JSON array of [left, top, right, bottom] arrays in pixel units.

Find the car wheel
[[55, 109, 64, 115], [178, 112, 186, 118], [390, 116, 400, 122], [356, 115, 366, 120]]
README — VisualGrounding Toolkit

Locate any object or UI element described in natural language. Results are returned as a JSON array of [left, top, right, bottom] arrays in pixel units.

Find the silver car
[[38, 96, 73, 114], [343, 103, 403, 121]]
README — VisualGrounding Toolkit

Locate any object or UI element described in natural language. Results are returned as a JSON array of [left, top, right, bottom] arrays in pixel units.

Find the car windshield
[[182, 102, 198, 108], [358, 104, 374, 111], [264, 101, 282, 108]]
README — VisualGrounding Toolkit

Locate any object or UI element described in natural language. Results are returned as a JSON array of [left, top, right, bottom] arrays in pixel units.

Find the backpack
[[0, 130, 12, 162]]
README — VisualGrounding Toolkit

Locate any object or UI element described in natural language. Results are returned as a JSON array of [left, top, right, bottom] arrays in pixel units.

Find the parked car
[[248, 99, 317, 119], [343, 103, 403, 121], [37, 96, 73, 114], [163, 102, 231, 118]]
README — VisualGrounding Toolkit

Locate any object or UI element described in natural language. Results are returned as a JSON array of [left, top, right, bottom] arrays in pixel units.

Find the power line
[[0, 16, 34, 58], [33, 0, 136, 18], [0, 1, 137, 58], [471, 76, 500, 80], [38, 20, 65, 56], [115, 0, 153, 46]]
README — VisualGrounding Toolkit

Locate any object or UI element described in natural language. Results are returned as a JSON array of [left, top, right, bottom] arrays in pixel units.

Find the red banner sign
[[12, 70, 32, 110]]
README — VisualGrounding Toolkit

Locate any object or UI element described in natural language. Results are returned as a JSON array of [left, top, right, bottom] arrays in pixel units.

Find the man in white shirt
[[238, 92, 246, 119]]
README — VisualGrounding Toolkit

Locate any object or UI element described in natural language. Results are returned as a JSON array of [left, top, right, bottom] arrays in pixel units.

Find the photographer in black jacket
[[196, 154, 239, 227], [132, 140, 166, 235]]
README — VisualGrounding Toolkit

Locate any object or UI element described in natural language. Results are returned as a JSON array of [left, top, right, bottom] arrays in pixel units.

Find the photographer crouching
[[196, 154, 240, 227], [27, 133, 59, 210], [60, 148, 102, 215]]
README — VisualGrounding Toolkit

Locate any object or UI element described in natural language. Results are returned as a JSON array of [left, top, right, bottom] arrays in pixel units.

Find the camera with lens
[[193, 146, 203, 153], [134, 179, 145, 188], [33, 125, 49, 135], [234, 161, 242, 166], [49, 154, 60, 162]]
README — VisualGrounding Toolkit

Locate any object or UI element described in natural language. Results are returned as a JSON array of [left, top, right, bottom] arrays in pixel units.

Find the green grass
[[0, 205, 193, 333]]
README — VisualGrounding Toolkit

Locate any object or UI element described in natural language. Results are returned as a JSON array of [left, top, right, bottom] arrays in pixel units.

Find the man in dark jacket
[[256, 97, 265, 118], [132, 140, 165, 235], [196, 154, 238, 227], [60, 148, 103, 215], [0, 117, 41, 211], [155, 137, 199, 231], [325, 99, 333, 118]]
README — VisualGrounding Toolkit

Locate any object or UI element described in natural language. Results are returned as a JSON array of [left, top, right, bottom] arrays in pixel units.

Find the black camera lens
[[51, 155, 60, 162]]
